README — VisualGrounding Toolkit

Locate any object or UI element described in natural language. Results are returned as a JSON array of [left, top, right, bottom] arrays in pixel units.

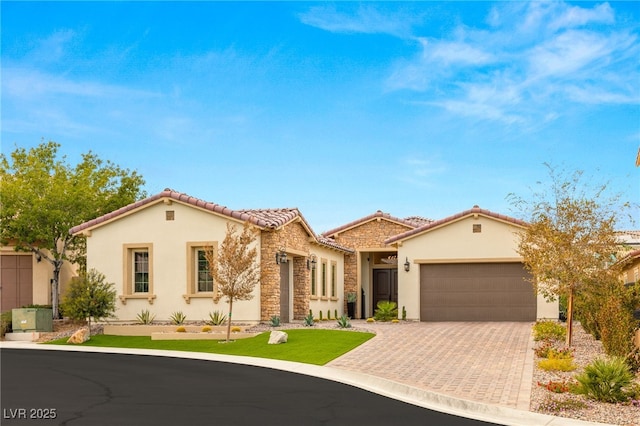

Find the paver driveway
[[327, 322, 535, 410]]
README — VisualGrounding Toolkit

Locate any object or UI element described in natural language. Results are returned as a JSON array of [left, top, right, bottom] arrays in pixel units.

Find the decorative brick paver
[[327, 321, 534, 410]]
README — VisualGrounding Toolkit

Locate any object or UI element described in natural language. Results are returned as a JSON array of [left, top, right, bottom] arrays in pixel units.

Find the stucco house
[[69, 189, 352, 323], [68, 189, 559, 323], [323, 206, 557, 321]]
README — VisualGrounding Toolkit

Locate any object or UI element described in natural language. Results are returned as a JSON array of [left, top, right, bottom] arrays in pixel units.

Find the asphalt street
[[1, 349, 500, 426]]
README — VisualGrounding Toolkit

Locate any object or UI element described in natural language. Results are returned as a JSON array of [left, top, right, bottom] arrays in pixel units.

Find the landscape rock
[[268, 330, 288, 344], [66, 328, 90, 344]]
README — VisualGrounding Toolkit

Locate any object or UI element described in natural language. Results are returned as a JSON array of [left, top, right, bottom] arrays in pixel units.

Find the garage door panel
[[420, 263, 535, 322]]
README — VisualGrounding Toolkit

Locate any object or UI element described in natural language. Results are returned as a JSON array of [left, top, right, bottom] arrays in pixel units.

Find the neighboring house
[[0, 245, 77, 312], [69, 189, 352, 323], [68, 189, 566, 323], [324, 206, 557, 321], [621, 249, 640, 286]]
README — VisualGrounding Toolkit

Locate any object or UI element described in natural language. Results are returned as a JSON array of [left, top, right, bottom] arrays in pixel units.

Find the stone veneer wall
[[259, 220, 311, 321], [332, 219, 413, 316]]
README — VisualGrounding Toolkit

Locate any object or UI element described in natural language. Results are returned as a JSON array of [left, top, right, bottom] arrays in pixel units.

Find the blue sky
[[2, 1, 639, 232]]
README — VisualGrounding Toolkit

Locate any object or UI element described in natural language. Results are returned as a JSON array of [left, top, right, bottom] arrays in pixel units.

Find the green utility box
[[12, 308, 53, 332]]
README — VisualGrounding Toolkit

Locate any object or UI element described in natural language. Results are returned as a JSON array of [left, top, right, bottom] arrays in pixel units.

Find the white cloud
[[299, 4, 418, 38]]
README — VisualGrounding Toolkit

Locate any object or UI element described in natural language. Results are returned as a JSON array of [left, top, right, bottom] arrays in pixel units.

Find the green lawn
[[45, 329, 374, 365]]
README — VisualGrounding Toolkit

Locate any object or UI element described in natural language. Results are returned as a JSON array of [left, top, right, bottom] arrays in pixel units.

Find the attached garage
[[420, 262, 536, 321]]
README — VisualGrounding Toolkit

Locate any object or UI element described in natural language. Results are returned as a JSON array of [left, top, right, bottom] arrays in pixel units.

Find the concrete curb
[[0, 341, 613, 426]]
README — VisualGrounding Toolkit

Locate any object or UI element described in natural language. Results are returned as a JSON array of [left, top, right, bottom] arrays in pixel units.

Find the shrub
[[201, 326, 212, 332], [402, 306, 407, 320], [207, 310, 227, 326], [169, 311, 186, 325], [136, 309, 155, 325], [626, 346, 640, 372], [61, 269, 116, 333], [319, 311, 323, 321], [366, 317, 375, 323], [538, 379, 575, 394], [269, 316, 280, 327], [176, 326, 186, 332], [538, 352, 577, 371], [303, 311, 315, 327], [533, 320, 566, 341], [336, 314, 351, 329], [574, 357, 634, 403], [597, 295, 636, 358], [373, 301, 398, 322], [1, 311, 12, 337], [231, 326, 241, 333]]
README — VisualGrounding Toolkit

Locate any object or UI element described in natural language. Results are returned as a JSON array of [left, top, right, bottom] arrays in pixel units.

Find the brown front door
[[372, 268, 398, 311], [279, 261, 290, 323], [1, 255, 33, 311]]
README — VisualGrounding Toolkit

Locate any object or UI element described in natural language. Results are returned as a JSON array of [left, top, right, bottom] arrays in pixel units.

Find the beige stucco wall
[[308, 245, 345, 319], [397, 214, 557, 320], [85, 200, 261, 322]]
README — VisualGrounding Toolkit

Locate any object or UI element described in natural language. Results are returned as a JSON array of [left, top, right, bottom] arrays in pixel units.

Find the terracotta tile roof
[[69, 189, 354, 253], [615, 230, 640, 245], [403, 216, 434, 227], [70, 188, 289, 235], [385, 205, 528, 245], [322, 210, 424, 237]]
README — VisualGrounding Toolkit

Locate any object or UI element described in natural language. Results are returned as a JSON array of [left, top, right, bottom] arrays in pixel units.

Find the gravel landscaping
[[530, 322, 640, 426]]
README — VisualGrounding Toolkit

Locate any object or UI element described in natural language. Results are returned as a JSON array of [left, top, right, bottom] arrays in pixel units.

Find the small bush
[[574, 357, 634, 403], [538, 379, 578, 394], [231, 326, 241, 333], [336, 314, 351, 329], [1, 311, 12, 337], [201, 326, 212, 332], [366, 317, 375, 323], [169, 311, 186, 325], [269, 316, 281, 327], [207, 311, 227, 326], [136, 309, 155, 325], [538, 352, 577, 371], [176, 326, 186, 333], [319, 311, 323, 321], [373, 301, 398, 322], [533, 321, 566, 341]]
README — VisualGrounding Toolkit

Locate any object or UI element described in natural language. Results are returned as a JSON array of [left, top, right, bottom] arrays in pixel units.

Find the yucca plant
[[373, 301, 398, 322], [575, 357, 633, 402], [336, 314, 351, 329], [136, 309, 155, 325], [169, 311, 186, 325], [207, 310, 227, 326]]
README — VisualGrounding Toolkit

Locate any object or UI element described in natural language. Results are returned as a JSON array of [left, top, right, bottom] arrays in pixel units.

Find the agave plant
[[303, 311, 315, 327], [169, 311, 186, 325], [207, 310, 227, 326], [336, 314, 351, 329], [136, 309, 155, 325], [269, 316, 281, 327]]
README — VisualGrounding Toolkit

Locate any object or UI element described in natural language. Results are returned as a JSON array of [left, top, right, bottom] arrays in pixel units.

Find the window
[[473, 224, 482, 233], [197, 249, 213, 292], [321, 260, 327, 297], [121, 243, 155, 304], [184, 242, 217, 304], [134, 251, 149, 292], [311, 262, 317, 296], [331, 262, 337, 298]]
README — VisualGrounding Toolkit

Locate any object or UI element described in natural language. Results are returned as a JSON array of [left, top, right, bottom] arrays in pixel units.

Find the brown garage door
[[1, 255, 34, 311], [420, 263, 536, 321]]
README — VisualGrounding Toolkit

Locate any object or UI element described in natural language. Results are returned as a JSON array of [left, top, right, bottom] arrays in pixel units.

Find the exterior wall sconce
[[275, 250, 288, 265], [404, 257, 411, 272], [307, 254, 317, 270]]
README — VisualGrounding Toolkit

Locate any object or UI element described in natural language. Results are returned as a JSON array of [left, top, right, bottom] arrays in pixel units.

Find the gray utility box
[[12, 308, 53, 332]]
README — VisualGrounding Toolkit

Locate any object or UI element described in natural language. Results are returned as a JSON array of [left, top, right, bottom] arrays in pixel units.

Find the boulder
[[268, 330, 288, 345], [67, 328, 90, 344]]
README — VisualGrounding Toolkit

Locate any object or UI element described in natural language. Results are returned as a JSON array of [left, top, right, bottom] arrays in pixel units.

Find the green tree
[[61, 269, 117, 335], [509, 165, 631, 346], [204, 221, 261, 343], [0, 141, 145, 318]]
